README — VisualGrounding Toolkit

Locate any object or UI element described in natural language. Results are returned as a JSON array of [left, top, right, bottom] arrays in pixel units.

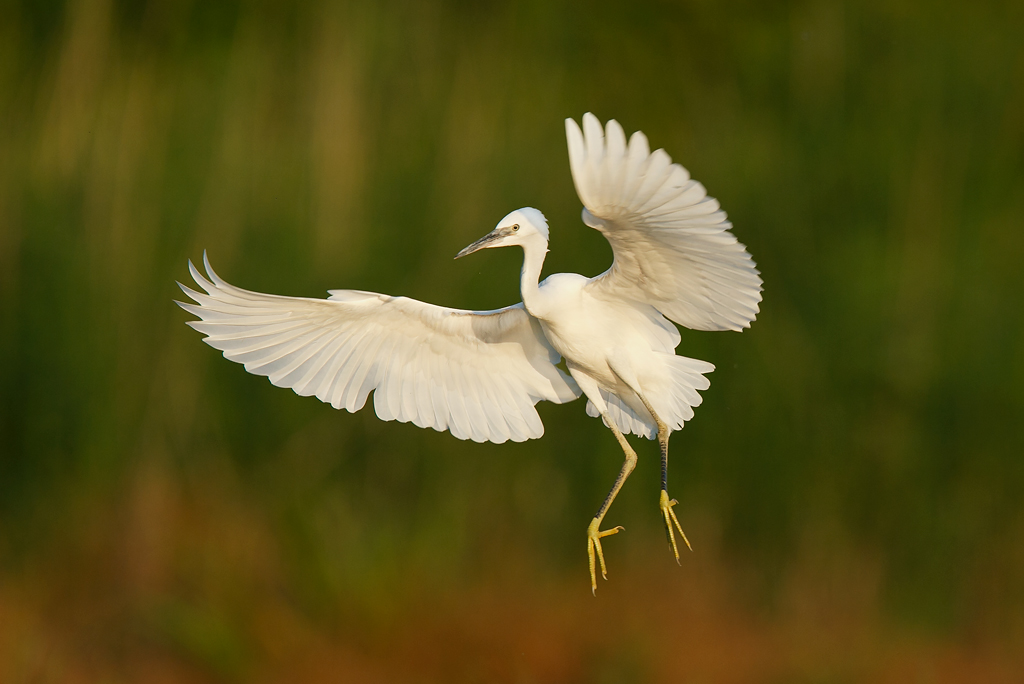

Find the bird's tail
[[585, 354, 714, 439]]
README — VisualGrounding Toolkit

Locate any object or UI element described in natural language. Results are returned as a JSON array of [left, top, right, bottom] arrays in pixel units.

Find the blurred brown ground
[[2, 471, 1021, 683]]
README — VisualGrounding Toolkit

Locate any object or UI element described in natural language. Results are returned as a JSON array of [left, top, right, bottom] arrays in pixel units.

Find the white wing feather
[[566, 113, 763, 332], [177, 254, 580, 444]]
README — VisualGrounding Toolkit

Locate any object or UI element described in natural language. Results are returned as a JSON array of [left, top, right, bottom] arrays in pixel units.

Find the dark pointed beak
[[455, 229, 503, 259]]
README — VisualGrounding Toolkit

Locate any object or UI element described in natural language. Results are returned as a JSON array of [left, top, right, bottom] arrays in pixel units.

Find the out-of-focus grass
[[1, 0, 1022, 681], [2, 470, 1021, 683]]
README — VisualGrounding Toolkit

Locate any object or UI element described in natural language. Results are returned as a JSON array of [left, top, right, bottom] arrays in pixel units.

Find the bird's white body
[[526, 268, 706, 440], [178, 114, 762, 591]]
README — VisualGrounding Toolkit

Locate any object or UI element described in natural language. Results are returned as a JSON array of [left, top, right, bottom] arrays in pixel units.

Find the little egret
[[178, 113, 762, 593]]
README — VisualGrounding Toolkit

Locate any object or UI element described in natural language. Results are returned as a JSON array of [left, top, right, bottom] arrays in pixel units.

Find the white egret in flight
[[178, 114, 762, 593]]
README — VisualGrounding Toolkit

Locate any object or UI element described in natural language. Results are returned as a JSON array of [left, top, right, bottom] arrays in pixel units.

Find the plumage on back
[[566, 113, 763, 332]]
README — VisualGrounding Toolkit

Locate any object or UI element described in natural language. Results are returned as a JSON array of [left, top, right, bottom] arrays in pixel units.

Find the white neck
[[519, 235, 548, 316]]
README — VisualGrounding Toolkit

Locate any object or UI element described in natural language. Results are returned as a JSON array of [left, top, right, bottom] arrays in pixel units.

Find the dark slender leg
[[637, 395, 692, 560]]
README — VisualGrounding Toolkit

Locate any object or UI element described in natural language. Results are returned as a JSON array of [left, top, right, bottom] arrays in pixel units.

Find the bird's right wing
[[566, 114, 763, 332], [177, 255, 580, 444]]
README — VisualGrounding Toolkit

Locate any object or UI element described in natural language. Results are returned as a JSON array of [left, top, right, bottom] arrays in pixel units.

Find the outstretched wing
[[566, 113, 763, 332], [177, 254, 580, 444]]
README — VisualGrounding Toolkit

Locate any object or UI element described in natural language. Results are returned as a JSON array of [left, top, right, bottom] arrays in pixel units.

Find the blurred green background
[[1, 0, 1022, 681]]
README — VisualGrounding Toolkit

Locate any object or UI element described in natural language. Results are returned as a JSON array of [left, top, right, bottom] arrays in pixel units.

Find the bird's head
[[455, 207, 549, 259]]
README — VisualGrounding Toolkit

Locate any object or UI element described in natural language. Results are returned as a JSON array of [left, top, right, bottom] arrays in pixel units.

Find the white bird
[[178, 113, 762, 593]]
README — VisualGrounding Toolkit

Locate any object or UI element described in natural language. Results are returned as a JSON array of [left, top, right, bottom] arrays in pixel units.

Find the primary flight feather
[[178, 113, 762, 593]]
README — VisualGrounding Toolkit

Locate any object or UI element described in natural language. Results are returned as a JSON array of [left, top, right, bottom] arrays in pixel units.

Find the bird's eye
[[512, 224, 520, 232]]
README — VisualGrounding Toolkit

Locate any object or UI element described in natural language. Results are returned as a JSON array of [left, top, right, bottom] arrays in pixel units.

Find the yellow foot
[[587, 517, 624, 595], [660, 489, 692, 563]]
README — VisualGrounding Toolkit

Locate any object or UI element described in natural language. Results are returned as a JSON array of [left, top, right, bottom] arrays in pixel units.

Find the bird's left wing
[[177, 254, 580, 444], [566, 114, 763, 332]]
